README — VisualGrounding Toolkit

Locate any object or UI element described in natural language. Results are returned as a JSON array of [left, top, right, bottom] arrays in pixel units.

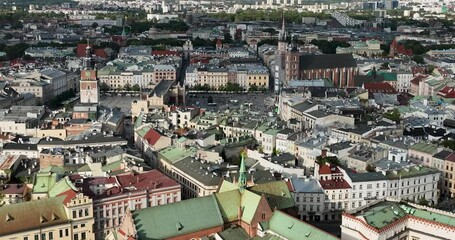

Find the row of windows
[[16, 228, 88, 240], [72, 208, 90, 219]]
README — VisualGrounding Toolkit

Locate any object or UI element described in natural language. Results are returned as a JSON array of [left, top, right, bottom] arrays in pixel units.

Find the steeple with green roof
[[238, 150, 247, 192]]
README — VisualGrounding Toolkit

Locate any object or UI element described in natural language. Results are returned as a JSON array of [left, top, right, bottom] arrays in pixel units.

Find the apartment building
[[75, 170, 181, 239], [10, 80, 53, 104], [385, 165, 440, 204], [0, 191, 95, 240], [291, 177, 325, 221], [442, 152, 455, 197], [1, 183, 28, 205], [408, 142, 440, 166], [341, 169, 388, 210], [185, 65, 269, 90], [396, 70, 414, 93], [98, 64, 176, 90]]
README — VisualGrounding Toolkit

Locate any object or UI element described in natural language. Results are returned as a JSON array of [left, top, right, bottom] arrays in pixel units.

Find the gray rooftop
[[291, 178, 324, 193]]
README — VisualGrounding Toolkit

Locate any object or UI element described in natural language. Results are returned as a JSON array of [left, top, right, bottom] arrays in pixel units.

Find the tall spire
[[280, 11, 286, 41], [238, 149, 248, 192], [84, 39, 93, 70]]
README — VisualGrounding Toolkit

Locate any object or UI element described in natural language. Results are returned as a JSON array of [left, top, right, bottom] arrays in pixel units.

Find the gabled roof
[[0, 195, 68, 235], [248, 181, 294, 210], [133, 195, 224, 239], [363, 82, 397, 94], [143, 128, 162, 145], [266, 210, 339, 240], [48, 177, 78, 198], [433, 150, 452, 160], [215, 190, 242, 222]]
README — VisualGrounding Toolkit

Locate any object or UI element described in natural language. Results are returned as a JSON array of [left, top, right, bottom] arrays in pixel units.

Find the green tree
[[258, 145, 264, 153], [381, 62, 389, 68], [366, 164, 376, 172], [124, 83, 132, 91], [412, 55, 424, 64], [3, 33, 13, 40], [440, 140, 455, 150], [316, 156, 341, 166], [272, 147, 278, 156], [310, 40, 351, 54], [249, 84, 259, 92], [383, 108, 401, 123], [418, 197, 429, 206], [132, 84, 141, 92], [100, 82, 110, 92], [223, 32, 233, 44]]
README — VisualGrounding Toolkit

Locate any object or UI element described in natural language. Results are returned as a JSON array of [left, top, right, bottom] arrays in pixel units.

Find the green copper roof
[[215, 188, 265, 224], [267, 211, 339, 240], [134, 113, 144, 129], [39, 166, 66, 174], [137, 125, 151, 138], [386, 165, 439, 180], [238, 154, 247, 191], [102, 160, 122, 171], [367, 71, 397, 81], [218, 226, 250, 240], [48, 177, 77, 197], [240, 190, 262, 224], [409, 142, 438, 154], [263, 129, 280, 136], [32, 172, 59, 193], [218, 180, 240, 192], [403, 204, 455, 227], [361, 202, 406, 228], [248, 181, 295, 210], [159, 146, 196, 164], [133, 195, 224, 239], [215, 190, 241, 222], [177, 136, 188, 143], [357, 201, 455, 230]]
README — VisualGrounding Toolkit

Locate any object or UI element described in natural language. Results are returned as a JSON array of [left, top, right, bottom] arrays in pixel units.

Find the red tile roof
[[363, 82, 397, 94], [152, 50, 180, 56], [319, 179, 351, 190], [143, 128, 162, 145], [438, 86, 455, 98], [2, 184, 27, 195], [57, 189, 78, 206], [412, 67, 427, 76], [410, 75, 427, 85], [94, 48, 107, 58], [116, 170, 180, 191], [77, 44, 92, 58], [446, 152, 455, 162], [319, 164, 332, 174]]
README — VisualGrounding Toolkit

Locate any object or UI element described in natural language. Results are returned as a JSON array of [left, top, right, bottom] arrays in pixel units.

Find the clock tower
[[80, 70, 99, 104], [80, 44, 99, 104]]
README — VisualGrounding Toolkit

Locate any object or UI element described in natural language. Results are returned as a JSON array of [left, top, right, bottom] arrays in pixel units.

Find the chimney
[[321, 149, 327, 157]]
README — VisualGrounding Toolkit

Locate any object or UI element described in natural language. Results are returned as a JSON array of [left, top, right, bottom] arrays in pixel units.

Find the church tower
[[80, 41, 99, 104], [275, 13, 287, 93], [183, 39, 193, 60], [238, 150, 248, 192]]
